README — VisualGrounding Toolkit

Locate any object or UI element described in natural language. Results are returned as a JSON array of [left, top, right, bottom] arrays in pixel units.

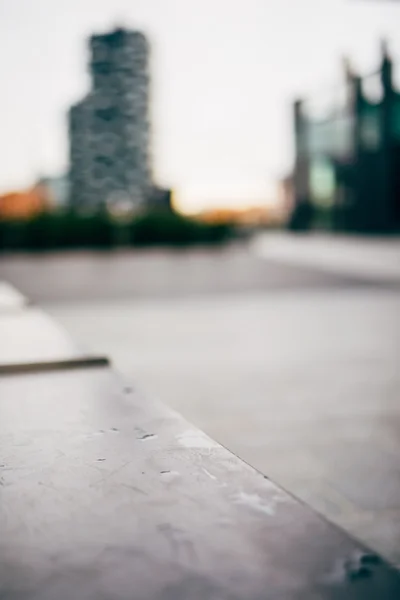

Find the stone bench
[[1, 283, 400, 599]]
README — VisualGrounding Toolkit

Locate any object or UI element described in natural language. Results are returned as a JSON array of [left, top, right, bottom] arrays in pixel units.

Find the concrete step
[[0, 303, 108, 375], [1, 283, 400, 598], [1, 366, 400, 599]]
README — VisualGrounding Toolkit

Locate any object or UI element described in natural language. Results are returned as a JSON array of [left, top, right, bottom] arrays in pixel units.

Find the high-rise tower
[[69, 27, 152, 210]]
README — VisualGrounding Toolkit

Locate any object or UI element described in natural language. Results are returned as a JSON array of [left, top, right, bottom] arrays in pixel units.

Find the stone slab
[[0, 307, 108, 373], [1, 367, 400, 599]]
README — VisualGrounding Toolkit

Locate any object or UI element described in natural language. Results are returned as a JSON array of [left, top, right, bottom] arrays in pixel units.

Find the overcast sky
[[1, 0, 400, 211]]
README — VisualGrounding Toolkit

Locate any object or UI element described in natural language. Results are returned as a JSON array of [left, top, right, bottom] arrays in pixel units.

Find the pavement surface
[[1, 234, 399, 566], [0, 243, 382, 305], [252, 233, 400, 283]]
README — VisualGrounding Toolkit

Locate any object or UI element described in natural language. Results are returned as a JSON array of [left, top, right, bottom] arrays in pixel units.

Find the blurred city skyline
[[1, 0, 400, 212]]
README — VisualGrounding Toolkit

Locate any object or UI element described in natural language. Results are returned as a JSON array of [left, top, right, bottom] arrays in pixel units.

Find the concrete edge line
[[0, 355, 110, 376]]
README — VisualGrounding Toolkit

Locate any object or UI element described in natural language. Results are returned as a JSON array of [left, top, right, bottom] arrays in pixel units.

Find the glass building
[[291, 42, 400, 233]]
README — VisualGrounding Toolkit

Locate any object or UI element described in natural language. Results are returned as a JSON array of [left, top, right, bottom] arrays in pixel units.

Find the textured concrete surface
[[1, 237, 399, 565], [47, 288, 400, 565], [4, 368, 400, 599]]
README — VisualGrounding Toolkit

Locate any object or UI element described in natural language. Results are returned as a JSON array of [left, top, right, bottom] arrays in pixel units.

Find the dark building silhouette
[[289, 42, 400, 233], [68, 27, 172, 212]]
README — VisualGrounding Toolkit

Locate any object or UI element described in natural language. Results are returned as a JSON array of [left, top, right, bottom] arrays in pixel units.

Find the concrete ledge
[[252, 233, 400, 283], [1, 367, 400, 599], [0, 304, 107, 374], [0, 281, 28, 310], [1, 285, 400, 598]]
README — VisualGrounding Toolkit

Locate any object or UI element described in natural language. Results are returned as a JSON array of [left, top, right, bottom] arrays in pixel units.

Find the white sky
[[0, 0, 400, 211]]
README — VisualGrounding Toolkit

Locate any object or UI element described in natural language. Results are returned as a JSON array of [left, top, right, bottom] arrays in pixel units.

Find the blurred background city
[[1, 0, 400, 566]]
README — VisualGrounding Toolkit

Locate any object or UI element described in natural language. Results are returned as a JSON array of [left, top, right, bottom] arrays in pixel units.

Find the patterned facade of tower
[[69, 28, 152, 209]]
